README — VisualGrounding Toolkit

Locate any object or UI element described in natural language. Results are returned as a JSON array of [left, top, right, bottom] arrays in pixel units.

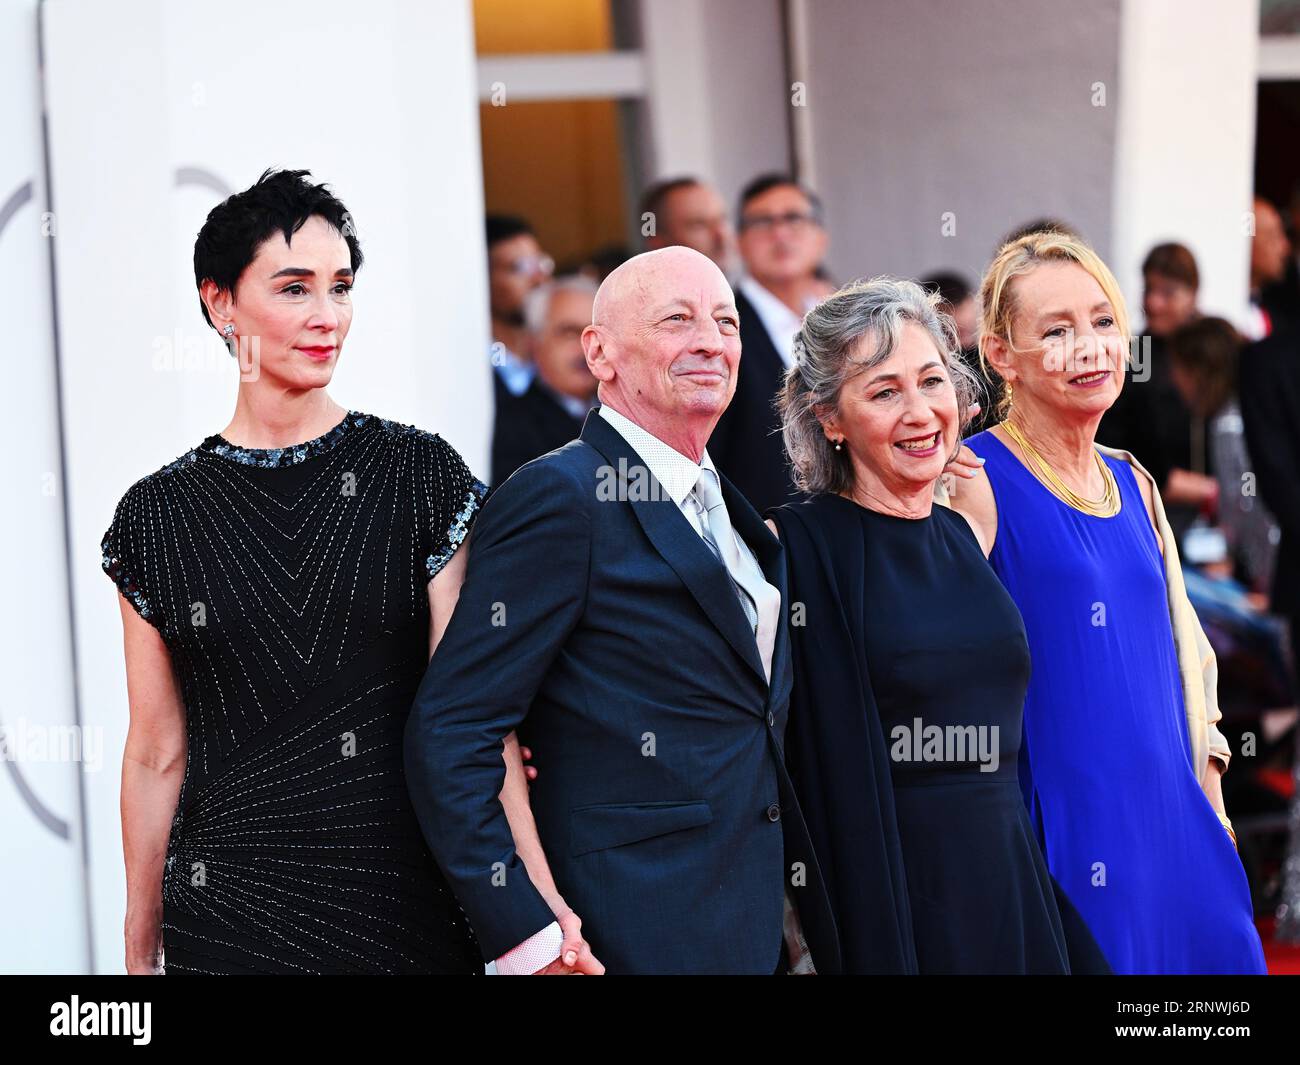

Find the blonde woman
[[948, 232, 1265, 974]]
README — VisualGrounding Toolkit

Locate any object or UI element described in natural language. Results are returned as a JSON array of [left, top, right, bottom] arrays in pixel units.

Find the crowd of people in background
[[486, 176, 1300, 905], [485, 177, 1300, 675], [104, 167, 1297, 974]]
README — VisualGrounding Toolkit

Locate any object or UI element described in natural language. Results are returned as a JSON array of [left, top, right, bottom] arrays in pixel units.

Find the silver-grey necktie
[[693, 467, 760, 632]]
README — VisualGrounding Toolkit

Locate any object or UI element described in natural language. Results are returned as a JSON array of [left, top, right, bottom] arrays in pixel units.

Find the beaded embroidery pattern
[[101, 412, 488, 973]]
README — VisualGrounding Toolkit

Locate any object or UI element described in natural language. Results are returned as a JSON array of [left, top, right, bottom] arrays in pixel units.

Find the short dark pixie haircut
[[486, 214, 534, 251], [1142, 242, 1199, 291], [919, 271, 974, 310], [737, 172, 824, 229], [193, 168, 363, 329], [638, 177, 702, 226]]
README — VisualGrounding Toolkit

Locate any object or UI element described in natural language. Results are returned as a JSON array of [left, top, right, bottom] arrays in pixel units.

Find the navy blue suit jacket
[[708, 288, 803, 515], [404, 410, 840, 974]]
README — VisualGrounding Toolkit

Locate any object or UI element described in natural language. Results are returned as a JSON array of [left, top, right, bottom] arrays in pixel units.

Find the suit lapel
[[735, 289, 788, 390], [580, 413, 769, 688]]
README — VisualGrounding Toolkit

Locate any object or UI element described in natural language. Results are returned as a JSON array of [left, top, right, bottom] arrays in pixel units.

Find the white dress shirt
[[495, 404, 782, 973], [738, 276, 816, 369], [491, 341, 535, 397], [598, 406, 779, 675]]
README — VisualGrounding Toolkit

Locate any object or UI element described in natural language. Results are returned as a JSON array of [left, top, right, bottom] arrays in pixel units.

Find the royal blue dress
[[965, 429, 1266, 975]]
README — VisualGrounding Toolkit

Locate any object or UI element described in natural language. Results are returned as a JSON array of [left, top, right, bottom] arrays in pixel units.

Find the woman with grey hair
[[767, 277, 1108, 974]]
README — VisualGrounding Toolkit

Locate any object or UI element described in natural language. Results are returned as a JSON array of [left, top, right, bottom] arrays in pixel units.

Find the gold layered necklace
[[1000, 418, 1120, 517]]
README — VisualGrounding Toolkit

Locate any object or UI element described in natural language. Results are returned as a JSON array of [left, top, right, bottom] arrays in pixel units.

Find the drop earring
[[834, 439, 843, 452]]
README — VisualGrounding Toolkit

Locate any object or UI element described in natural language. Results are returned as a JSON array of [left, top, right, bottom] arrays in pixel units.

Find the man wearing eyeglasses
[[709, 174, 830, 514], [486, 215, 556, 402]]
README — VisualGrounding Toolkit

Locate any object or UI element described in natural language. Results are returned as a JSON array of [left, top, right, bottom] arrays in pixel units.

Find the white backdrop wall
[[0, 0, 91, 975], [639, 0, 791, 208], [1109, 0, 1258, 328], [2, 0, 1267, 975], [41, 0, 490, 972], [795, 0, 1123, 286]]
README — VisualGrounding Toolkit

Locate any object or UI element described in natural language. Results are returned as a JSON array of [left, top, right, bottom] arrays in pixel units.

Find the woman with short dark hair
[[103, 169, 583, 974]]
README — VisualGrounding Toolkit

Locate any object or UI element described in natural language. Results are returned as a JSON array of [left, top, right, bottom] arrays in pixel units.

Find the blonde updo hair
[[978, 231, 1131, 420], [779, 276, 982, 496]]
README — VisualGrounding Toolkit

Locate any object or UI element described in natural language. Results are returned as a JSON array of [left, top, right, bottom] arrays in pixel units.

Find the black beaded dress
[[102, 411, 487, 974]]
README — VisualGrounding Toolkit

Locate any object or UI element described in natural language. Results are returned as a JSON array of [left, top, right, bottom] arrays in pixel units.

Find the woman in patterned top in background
[[103, 169, 587, 974]]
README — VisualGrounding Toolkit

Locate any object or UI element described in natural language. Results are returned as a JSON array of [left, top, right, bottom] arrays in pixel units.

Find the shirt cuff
[[494, 921, 563, 975]]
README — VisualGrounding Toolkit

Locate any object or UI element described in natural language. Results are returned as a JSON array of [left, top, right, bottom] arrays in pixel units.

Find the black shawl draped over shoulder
[[769, 496, 918, 974]]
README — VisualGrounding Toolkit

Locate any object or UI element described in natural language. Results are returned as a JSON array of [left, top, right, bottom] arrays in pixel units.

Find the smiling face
[[583, 247, 741, 446], [823, 321, 961, 497], [989, 260, 1125, 422], [202, 214, 354, 392]]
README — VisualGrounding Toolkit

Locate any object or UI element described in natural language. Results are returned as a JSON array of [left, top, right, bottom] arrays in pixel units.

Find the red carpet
[[1258, 917, 1300, 974]]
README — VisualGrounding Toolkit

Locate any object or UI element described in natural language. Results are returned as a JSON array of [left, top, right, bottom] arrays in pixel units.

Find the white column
[[638, 0, 790, 205], [1110, 0, 1260, 327], [41, 0, 489, 971], [0, 0, 89, 975]]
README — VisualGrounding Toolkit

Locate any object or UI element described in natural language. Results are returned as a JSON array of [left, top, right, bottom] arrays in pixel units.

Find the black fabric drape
[[769, 500, 918, 974]]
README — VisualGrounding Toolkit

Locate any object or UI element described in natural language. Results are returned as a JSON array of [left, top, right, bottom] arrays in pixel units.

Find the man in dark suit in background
[[709, 174, 829, 514], [486, 214, 553, 403], [405, 246, 839, 974], [490, 275, 598, 488], [1240, 328, 1300, 683], [640, 175, 734, 275]]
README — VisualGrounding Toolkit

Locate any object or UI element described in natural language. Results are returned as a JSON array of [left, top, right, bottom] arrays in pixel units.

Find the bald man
[[405, 247, 840, 974]]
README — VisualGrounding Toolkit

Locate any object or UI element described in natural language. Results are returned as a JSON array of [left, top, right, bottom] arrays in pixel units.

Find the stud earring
[[221, 324, 235, 337], [833, 439, 843, 452]]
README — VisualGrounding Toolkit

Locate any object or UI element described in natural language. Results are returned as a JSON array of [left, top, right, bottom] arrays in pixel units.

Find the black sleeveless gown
[[772, 494, 1108, 974], [102, 412, 486, 973]]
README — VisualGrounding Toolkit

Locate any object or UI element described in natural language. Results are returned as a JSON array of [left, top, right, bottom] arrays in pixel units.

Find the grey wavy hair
[[779, 276, 983, 495]]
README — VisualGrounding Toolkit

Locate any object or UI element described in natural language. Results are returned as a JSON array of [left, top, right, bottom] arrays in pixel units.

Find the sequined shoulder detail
[[101, 474, 165, 631], [371, 414, 426, 438], [427, 480, 488, 579], [102, 539, 154, 624], [198, 410, 367, 468], [372, 423, 490, 581]]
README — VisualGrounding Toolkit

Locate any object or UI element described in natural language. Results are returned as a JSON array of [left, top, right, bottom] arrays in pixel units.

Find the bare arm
[[117, 594, 186, 974], [428, 532, 471, 658], [944, 463, 998, 558], [499, 732, 567, 914]]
